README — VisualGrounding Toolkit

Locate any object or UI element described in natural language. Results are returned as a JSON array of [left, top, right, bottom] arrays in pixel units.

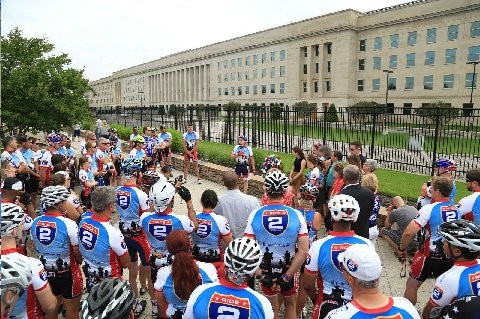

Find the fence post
[[140, 106, 143, 127], [207, 104, 211, 141], [123, 106, 126, 127], [251, 106, 257, 147], [283, 105, 289, 153], [323, 104, 327, 144], [174, 105, 178, 131], [189, 106, 194, 125], [150, 108, 153, 127], [430, 107, 441, 176], [370, 110, 377, 158], [131, 106, 134, 126]]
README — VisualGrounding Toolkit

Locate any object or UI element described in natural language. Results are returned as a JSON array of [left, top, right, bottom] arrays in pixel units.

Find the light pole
[[138, 90, 145, 108], [382, 69, 393, 134], [467, 61, 479, 109], [138, 90, 145, 127]]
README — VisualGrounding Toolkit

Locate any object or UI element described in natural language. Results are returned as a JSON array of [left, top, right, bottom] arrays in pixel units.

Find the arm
[[422, 300, 436, 319], [72, 245, 83, 264], [155, 290, 168, 318], [292, 159, 306, 181], [399, 220, 421, 255], [118, 252, 131, 269], [313, 211, 323, 231], [39, 166, 48, 186], [182, 138, 189, 153], [65, 202, 81, 222], [187, 200, 198, 230], [384, 206, 395, 228], [303, 271, 319, 303], [222, 233, 233, 249], [35, 285, 57, 319]]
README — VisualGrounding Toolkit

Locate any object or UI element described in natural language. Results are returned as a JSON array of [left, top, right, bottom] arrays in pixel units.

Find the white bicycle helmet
[[224, 237, 262, 276], [300, 183, 320, 200], [264, 170, 289, 195], [1, 255, 32, 292], [328, 194, 360, 222], [41, 186, 70, 209], [439, 220, 480, 252], [1, 203, 25, 236], [149, 181, 175, 212], [142, 170, 161, 188]]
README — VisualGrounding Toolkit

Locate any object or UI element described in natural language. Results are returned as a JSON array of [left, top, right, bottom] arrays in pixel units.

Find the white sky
[[2, 0, 409, 81]]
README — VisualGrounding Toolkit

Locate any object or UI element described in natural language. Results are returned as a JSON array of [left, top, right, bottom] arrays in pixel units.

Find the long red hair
[[166, 230, 200, 300]]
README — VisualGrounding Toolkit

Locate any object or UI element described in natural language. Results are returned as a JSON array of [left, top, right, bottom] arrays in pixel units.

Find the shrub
[[325, 103, 339, 122], [110, 124, 133, 141], [414, 101, 459, 125], [347, 101, 385, 123], [293, 101, 316, 118], [270, 103, 283, 120]]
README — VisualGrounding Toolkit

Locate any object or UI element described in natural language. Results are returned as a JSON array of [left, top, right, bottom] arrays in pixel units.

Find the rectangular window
[[425, 51, 435, 65], [262, 68, 266, 78], [230, 73, 234, 81], [424, 75, 433, 90], [445, 48, 457, 64], [270, 84, 275, 94], [238, 86, 242, 95], [224, 88, 228, 96], [326, 43, 332, 54], [373, 57, 381, 70], [372, 78, 380, 91], [238, 57, 242, 67], [270, 67, 275, 78], [224, 60, 228, 69], [471, 21, 480, 37], [448, 25, 459, 41], [374, 37, 382, 50], [270, 52, 275, 62], [253, 55, 258, 65], [466, 73, 477, 88], [237, 72, 241, 81], [245, 56, 250, 66], [304, 47, 308, 57], [280, 50, 286, 61], [389, 55, 398, 68], [359, 39, 366, 51], [444, 74, 454, 89], [315, 45, 319, 56], [245, 71, 249, 80], [218, 88, 221, 96], [405, 76, 414, 90], [314, 81, 318, 93], [245, 85, 250, 95], [303, 81, 307, 93], [315, 63, 319, 73], [327, 61, 331, 72], [253, 85, 258, 95], [231, 87, 235, 96], [262, 53, 266, 63], [403, 103, 412, 115], [390, 34, 399, 48], [406, 53, 416, 67], [388, 78, 397, 90], [359, 59, 365, 71], [427, 28, 437, 43], [280, 66, 286, 77], [217, 61, 220, 70], [408, 31, 417, 46], [280, 83, 285, 94], [326, 80, 331, 91], [262, 85, 266, 95], [253, 69, 258, 79], [468, 45, 480, 62], [358, 80, 364, 91], [218, 74, 221, 83], [303, 64, 308, 74], [231, 59, 235, 68]]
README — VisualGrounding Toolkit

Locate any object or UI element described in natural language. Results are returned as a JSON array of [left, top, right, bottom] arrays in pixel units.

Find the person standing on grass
[[183, 122, 201, 184], [231, 135, 253, 193], [289, 146, 307, 208], [349, 141, 366, 165]]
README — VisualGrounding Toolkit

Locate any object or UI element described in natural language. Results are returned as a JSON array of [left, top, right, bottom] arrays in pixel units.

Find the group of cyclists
[[1, 123, 480, 319]]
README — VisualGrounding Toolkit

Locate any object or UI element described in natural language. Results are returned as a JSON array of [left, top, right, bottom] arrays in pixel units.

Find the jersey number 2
[[217, 306, 240, 319]]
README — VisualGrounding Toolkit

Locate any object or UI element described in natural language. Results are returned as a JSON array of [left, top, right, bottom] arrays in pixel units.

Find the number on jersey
[[117, 191, 131, 210], [262, 210, 288, 236], [35, 221, 57, 246]]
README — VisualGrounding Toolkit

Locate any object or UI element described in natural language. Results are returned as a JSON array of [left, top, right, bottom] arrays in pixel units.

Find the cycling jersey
[[232, 145, 252, 165], [191, 211, 231, 262], [429, 259, 480, 307], [86, 153, 97, 173], [95, 149, 106, 172], [116, 185, 150, 229], [183, 131, 199, 150], [68, 191, 81, 210], [413, 200, 461, 256], [325, 297, 420, 319], [18, 148, 35, 170], [129, 148, 146, 160], [244, 204, 308, 269], [79, 141, 87, 156], [184, 278, 274, 319], [154, 261, 218, 317], [297, 207, 317, 245], [79, 168, 95, 193], [159, 131, 172, 143], [1, 150, 26, 169], [2, 249, 49, 319], [369, 195, 381, 228], [143, 135, 155, 157], [56, 146, 67, 157], [458, 192, 480, 226], [65, 147, 75, 159]]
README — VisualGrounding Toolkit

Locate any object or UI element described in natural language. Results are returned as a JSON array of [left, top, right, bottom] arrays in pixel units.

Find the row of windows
[[358, 73, 477, 91], [359, 21, 480, 51], [217, 50, 286, 70], [359, 46, 480, 70], [301, 80, 331, 93], [219, 83, 286, 96], [124, 78, 144, 86], [301, 43, 332, 57], [303, 61, 332, 74], [218, 66, 287, 83]]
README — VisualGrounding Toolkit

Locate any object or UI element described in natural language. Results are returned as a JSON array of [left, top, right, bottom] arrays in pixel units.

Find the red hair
[[166, 230, 200, 300]]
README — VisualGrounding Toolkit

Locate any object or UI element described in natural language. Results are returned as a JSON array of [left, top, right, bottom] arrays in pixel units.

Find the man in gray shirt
[[214, 171, 260, 239], [380, 196, 419, 254]]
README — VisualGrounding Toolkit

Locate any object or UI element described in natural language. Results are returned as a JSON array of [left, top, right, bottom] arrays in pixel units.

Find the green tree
[[325, 103, 339, 122], [1, 28, 92, 137], [347, 101, 385, 123], [414, 101, 459, 125]]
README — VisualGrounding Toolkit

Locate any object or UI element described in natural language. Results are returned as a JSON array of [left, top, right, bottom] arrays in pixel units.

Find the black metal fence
[[94, 105, 480, 176]]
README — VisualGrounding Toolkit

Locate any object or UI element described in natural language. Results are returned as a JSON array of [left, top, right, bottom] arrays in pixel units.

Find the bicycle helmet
[[46, 132, 62, 144], [142, 170, 161, 188], [41, 186, 70, 209], [1, 255, 32, 291], [80, 278, 134, 319], [299, 183, 319, 200], [1, 203, 25, 236], [264, 170, 289, 195], [430, 295, 480, 319], [120, 158, 142, 177], [224, 237, 262, 276], [152, 127, 158, 132], [261, 155, 282, 176], [109, 128, 118, 134], [238, 135, 248, 142], [149, 181, 176, 212], [435, 157, 457, 171], [328, 194, 360, 222], [439, 220, 480, 252], [132, 136, 145, 144], [109, 136, 118, 143]]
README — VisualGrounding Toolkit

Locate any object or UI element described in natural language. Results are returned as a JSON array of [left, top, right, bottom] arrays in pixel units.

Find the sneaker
[[134, 299, 147, 318], [139, 287, 147, 295], [197, 179, 202, 184], [151, 300, 158, 317]]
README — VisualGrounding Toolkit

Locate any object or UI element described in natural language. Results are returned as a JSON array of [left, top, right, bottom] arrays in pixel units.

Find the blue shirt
[[297, 207, 317, 245]]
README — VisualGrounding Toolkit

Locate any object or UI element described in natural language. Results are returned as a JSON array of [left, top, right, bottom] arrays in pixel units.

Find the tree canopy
[[1, 27, 93, 137]]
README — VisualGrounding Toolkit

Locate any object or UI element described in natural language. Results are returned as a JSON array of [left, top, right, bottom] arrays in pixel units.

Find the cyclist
[[303, 194, 374, 319], [142, 127, 156, 169], [110, 135, 124, 186], [422, 220, 480, 319], [78, 187, 130, 291], [231, 135, 253, 193], [129, 136, 146, 162], [39, 132, 62, 187], [457, 168, 480, 226], [1, 136, 28, 177], [244, 170, 309, 319], [50, 172, 83, 221], [95, 137, 115, 186], [399, 176, 461, 306], [182, 122, 201, 183], [116, 158, 154, 318], [159, 125, 172, 168], [1, 202, 57, 319], [260, 156, 294, 206], [191, 189, 233, 269], [1, 255, 32, 318], [31, 186, 83, 318], [80, 278, 135, 319], [78, 156, 98, 209], [184, 237, 274, 319], [129, 126, 141, 150], [154, 230, 218, 318], [419, 158, 458, 209]]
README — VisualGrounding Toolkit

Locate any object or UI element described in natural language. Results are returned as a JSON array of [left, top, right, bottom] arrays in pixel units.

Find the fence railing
[[94, 105, 480, 177]]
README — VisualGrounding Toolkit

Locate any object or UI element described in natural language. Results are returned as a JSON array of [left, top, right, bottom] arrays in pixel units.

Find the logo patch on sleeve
[[432, 286, 443, 300]]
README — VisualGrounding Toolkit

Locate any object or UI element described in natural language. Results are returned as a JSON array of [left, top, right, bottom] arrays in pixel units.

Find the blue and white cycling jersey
[[78, 215, 128, 279], [325, 297, 420, 319], [154, 261, 218, 317], [450, 180, 457, 203], [18, 148, 35, 169], [183, 131, 199, 150], [144, 135, 155, 157], [1, 150, 26, 169], [31, 211, 79, 271], [244, 204, 308, 268], [129, 148, 146, 160], [191, 211, 231, 258], [232, 145, 252, 165], [305, 231, 373, 300], [159, 131, 172, 143], [184, 279, 274, 319], [458, 192, 480, 226], [66, 147, 75, 159], [297, 207, 317, 246], [369, 195, 381, 228], [56, 146, 67, 157], [116, 185, 150, 230], [413, 200, 461, 256], [429, 259, 480, 307]]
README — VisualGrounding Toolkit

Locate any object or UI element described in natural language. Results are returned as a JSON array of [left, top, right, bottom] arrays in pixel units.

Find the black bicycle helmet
[[80, 278, 134, 319]]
